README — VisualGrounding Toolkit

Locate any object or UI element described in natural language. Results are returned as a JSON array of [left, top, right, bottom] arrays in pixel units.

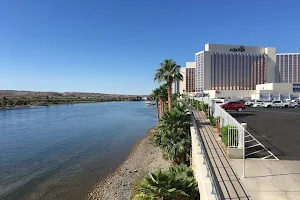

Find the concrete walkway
[[194, 110, 250, 200], [231, 159, 300, 200]]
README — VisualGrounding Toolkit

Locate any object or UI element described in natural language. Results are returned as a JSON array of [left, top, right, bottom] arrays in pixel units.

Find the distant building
[[172, 62, 196, 94], [195, 43, 276, 92], [173, 80, 180, 94], [276, 53, 300, 83]]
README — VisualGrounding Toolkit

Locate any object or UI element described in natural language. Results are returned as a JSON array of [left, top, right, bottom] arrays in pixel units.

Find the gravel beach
[[88, 127, 172, 200]]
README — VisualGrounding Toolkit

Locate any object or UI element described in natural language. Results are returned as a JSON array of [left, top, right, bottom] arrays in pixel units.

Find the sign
[[293, 83, 300, 92], [230, 46, 245, 52]]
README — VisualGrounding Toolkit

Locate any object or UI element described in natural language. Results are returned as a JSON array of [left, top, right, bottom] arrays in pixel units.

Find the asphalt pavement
[[229, 107, 300, 160]]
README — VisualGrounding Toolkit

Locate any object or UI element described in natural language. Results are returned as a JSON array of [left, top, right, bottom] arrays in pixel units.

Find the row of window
[[209, 54, 267, 90]]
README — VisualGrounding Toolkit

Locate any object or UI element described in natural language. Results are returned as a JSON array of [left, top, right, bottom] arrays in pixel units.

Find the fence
[[213, 103, 245, 149], [194, 97, 212, 107]]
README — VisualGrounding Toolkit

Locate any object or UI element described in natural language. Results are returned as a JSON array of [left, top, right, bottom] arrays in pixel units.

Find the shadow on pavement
[[229, 112, 255, 119]]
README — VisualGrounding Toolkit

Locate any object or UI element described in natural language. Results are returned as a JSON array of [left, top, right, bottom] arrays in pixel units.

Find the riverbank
[[88, 127, 172, 200], [0, 100, 147, 110], [0, 105, 32, 110]]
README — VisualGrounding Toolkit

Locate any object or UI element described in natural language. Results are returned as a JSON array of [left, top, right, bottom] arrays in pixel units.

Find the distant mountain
[[0, 90, 148, 97]]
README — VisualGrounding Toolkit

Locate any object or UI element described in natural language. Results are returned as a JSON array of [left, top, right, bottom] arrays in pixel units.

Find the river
[[0, 101, 157, 200]]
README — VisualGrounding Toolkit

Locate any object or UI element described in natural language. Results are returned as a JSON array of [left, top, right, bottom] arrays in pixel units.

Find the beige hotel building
[[195, 43, 276, 93], [276, 53, 300, 83], [173, 62, 195, 94], [174, 43, 300, 99]]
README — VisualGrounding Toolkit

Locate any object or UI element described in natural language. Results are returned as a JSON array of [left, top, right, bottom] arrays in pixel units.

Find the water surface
[[0, 101, 157, 200]]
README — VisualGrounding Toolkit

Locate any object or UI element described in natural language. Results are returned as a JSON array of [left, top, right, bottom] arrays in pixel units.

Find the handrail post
[[242, 128, 245, 178], [211, 181, 215, 194]]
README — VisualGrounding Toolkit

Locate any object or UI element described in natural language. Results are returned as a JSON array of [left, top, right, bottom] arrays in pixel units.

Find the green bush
[[134, 165, 198, 200], [154, 104, 192, 165], [221, 126, 229, 146], [221, 125, 237, 146], [203, 103, 208, 111], [208, 116, 216, 127]]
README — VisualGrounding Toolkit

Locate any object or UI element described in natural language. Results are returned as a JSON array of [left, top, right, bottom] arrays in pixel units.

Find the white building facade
[[195, 44, 276, 92]]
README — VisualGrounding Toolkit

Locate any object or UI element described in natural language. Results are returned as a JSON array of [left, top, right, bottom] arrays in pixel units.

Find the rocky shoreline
[[88, 127, 172, 200]]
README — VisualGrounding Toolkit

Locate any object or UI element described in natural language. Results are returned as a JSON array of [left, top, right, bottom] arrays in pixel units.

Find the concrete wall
[[256, 83, 293, 93], [186, 61, 196, 68], [256, 83, 274, 91], [191, 126, 216, 200], [265, 47, 277, 83], [206, 90, 256, 98]]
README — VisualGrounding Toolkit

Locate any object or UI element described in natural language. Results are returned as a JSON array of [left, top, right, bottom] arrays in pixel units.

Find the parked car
[[221, 101, 245, 112], [212, 99, 226, 105], [262, 100, 290, 108], [261, 100, 271, 107], [252, 101, 264, 108], [289, 101, 298, 108], [245, 99, 263, 107]]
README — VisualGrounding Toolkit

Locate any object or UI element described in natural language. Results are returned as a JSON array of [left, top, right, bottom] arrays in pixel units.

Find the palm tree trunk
[[159, 99, 163, 118], [167, 81, 172, 109], [164, 101, 167, 113], [156, 98, 159, 120]]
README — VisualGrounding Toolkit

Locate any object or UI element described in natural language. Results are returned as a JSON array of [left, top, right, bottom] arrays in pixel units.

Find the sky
[[1, 0, 300, 95]]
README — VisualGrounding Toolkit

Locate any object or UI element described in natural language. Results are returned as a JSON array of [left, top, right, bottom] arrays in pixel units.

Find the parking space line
[[253, 110, 300, 115]]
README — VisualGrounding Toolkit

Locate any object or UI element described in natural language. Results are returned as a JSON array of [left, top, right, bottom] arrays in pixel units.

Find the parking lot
[[230, 107, 300, 160]]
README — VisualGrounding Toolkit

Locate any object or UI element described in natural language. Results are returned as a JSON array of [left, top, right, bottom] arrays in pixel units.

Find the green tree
[[172, 93, 180, 103], [150, 88, 161, 120], [134, 165, 198, 200], [157, 84, 168, 118], [153, 104, 191, 164], [154, 59, 183, 110]]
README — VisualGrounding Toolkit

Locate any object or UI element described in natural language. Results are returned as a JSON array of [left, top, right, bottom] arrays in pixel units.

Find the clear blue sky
[[1, 0, 300, 95]]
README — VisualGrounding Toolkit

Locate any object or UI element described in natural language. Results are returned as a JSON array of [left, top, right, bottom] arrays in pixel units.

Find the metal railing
[[212, 102, 278, 160], [191, 111, 225, 200], [213, 103, 245, 148], [195, 97, 212, 107]]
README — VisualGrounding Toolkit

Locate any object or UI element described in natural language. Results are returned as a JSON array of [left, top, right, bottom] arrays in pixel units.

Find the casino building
[[195, 44, 276, 93], [173, 43, 300, 100]]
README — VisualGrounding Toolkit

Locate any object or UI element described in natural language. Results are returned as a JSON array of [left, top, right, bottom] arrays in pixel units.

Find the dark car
[[222, 101, 245, 112]]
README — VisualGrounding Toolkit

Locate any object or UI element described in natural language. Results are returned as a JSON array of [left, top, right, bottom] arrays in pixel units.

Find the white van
[[245, 99, 263, 107], [212, 99, 226, 105]]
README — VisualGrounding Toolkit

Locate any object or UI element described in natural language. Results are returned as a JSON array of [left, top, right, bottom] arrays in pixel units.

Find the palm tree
[[160, 128, 191, 164], [157, 84, 168, 118], [150, 88, 160, 120], [154, 59, 183, 110], [154, 104, 192, 164], [159, 104, 191, 134], [134, 165, 198, 200]]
